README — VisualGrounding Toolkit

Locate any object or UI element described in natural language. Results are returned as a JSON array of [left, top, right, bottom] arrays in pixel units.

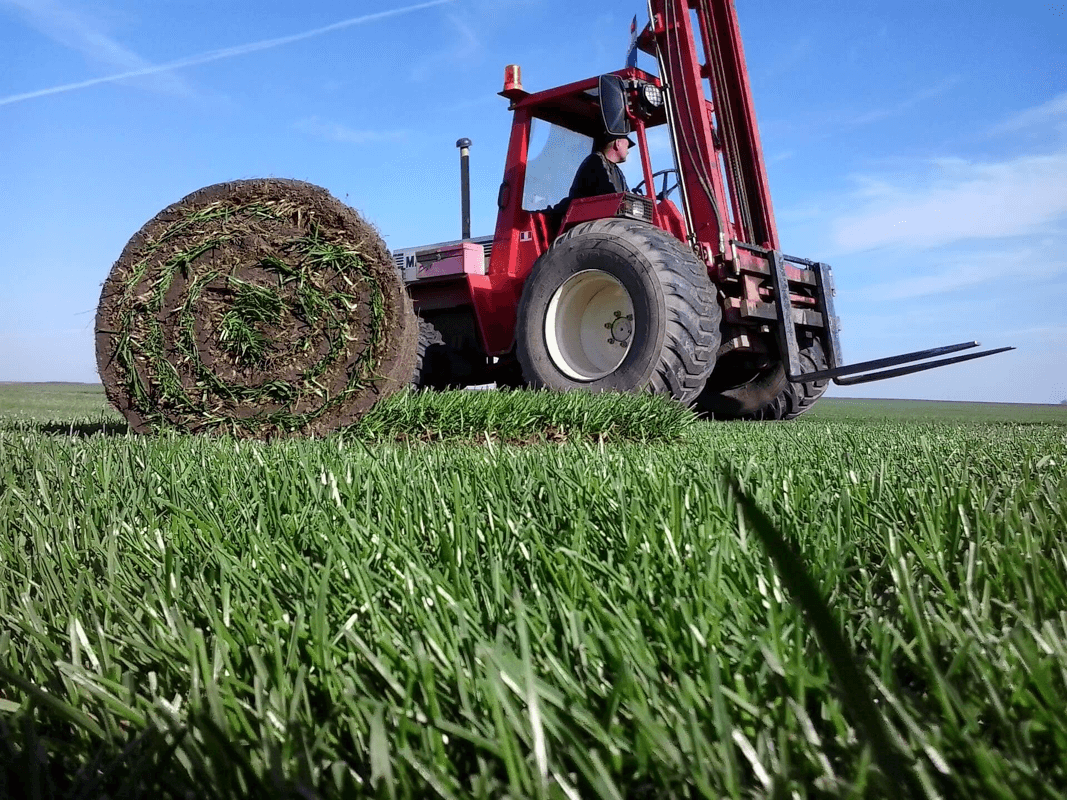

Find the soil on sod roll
[[95, 178, 416, 437]]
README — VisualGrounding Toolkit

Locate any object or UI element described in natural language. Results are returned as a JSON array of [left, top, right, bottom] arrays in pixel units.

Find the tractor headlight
[[618, 196, 653, 221], [641, 84, 664, 108]]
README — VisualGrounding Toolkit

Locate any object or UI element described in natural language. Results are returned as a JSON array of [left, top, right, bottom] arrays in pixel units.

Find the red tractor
[[397, 0, 1010, 419]]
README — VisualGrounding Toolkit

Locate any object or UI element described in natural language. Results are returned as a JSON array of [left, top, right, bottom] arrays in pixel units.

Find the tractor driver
[[566, 132, 635, 201]]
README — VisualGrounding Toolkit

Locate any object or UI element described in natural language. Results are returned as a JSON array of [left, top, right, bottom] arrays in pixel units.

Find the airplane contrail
[[0, 0, 454, 107]]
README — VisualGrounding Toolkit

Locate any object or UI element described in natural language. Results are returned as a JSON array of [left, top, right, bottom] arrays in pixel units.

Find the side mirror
[[598, 74, 631, 137]]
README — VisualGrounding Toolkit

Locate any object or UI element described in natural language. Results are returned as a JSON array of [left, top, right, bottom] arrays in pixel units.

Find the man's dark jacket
[[568, 152, 628, 200]]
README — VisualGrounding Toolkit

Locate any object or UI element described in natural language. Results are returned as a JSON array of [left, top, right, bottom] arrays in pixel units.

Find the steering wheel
[[632, 169, 679, 201]]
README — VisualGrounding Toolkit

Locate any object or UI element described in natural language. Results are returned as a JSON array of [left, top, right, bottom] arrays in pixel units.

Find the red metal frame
[[446, 1, 796, 357], [469, 67, 672, 355], [635, 0, 778, 256], [406, 0, 1010, 387]]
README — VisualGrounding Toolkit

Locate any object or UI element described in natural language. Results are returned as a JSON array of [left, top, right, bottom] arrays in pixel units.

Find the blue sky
[[1, 0, 1064, 403]]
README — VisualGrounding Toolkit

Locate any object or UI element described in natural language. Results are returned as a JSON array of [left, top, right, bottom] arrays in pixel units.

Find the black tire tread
[[522, 218, 720, 404], [779, 342, 829, 420], [737, 338, 829, 421], [412, 318, 446, 389]]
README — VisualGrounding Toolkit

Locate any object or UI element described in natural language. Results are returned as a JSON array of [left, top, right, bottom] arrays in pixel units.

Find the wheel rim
[[544, 269, 635, 381]]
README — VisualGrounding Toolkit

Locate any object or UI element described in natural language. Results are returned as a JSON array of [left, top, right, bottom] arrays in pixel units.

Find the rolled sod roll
[[95, 179, 416, 437]]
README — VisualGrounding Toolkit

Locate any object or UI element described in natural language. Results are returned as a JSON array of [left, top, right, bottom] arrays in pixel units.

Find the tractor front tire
[[515, 218, 719, 403], [695, 335, 829, 420]]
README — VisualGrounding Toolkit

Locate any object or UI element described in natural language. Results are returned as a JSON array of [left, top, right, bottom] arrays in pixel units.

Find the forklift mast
[[638, 0, 777, 258], [633, 0, 1011, 385]]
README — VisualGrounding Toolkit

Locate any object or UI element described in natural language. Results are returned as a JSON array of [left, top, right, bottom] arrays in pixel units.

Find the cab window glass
[[522, 120, 592, 211], [522, 119, 652, 210]]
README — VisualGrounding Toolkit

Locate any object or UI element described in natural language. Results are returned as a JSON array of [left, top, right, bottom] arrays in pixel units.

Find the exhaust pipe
[[456, 137, 471, 239]]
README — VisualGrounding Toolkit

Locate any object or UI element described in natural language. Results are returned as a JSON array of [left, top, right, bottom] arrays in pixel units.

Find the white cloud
[[852, 248, 1067, 302], [845, 77, 959, 126], [829, 92, 1067, 253], [988, 92, 1067, 136], [0, 0, 190, 97], [831, 150, 1067, 252], [995, 323, 1067, 340], [294, 117, 409, 145], [408, 12, 480, 83], [0, 0, 456, 107]]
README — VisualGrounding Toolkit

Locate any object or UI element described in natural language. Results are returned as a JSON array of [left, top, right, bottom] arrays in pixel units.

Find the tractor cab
[[403, 65, 686, 369], [496, 66, 679, 247]]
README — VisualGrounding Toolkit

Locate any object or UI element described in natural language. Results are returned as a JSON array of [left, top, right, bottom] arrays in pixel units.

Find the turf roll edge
[[95, 179, 416, 438]]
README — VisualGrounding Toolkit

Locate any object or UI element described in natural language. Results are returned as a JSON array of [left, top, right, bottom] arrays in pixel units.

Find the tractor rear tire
[[515, 218, 720, 403], [412, 314, 486, 389], [412, 318, 447, 388], [695, 335, 829, 420]]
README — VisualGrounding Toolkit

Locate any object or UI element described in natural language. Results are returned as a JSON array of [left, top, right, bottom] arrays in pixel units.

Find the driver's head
[[594, 133, 636, 163]]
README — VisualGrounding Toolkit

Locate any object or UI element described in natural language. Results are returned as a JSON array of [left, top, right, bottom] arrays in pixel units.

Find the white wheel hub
[[544, 269, 635, 381]]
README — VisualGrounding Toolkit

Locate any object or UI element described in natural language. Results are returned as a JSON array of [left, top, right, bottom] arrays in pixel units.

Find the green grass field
[[1, 384, 1065, 798]]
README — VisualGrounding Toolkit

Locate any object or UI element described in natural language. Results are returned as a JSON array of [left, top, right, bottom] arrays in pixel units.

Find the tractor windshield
[[521, 120, 593, 211], [522, 117, 653, 212]]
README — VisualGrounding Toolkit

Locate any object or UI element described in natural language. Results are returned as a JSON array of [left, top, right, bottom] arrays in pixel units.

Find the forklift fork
[[756, 246, 1014, 387]]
